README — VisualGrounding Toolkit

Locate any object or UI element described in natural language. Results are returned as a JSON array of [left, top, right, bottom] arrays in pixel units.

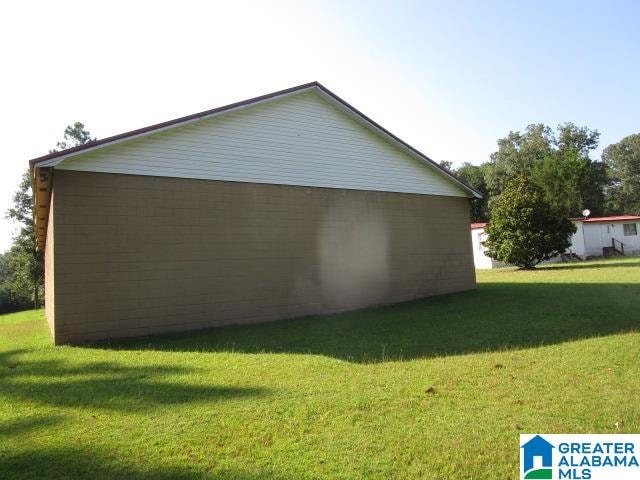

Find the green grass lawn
[[1, 258, 639, 479]]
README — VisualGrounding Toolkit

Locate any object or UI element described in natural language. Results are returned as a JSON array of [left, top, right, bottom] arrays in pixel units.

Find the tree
[[5, 171, 44, 308], [3, 122, 95, 311], [532, 147, 607, 217], [51, 121, 96, 152], [439, 160, 454, 171], [534, 123, 605, 216], [484, 124, 554, 198], [0, 251, 31, 313], [602, 133, 640, 214], [555, 122, 600, 157], [484, 176, 576, 269], [485, 122, 605, 217], [455, 162, 489, 221]]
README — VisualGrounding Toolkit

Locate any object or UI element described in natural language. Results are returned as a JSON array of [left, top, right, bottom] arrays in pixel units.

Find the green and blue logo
[[521, 435, 554, 479], [520, 434, 640, 480]]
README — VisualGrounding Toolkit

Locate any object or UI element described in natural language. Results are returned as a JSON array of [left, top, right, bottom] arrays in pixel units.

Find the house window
[[623, 223, 638, 236]]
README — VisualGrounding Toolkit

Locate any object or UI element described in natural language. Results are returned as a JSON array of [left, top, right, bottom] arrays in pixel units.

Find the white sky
[[0, 0, 494, 252], [3, 1, 632, 253]]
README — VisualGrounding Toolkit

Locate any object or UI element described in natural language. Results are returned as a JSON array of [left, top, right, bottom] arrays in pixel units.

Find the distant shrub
[[0, 284, 32, 314]]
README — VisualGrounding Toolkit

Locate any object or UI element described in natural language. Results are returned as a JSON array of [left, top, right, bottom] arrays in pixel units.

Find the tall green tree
[[484, 124, 554, 198], [532, 148, 607, 217], [51, 121, 96, 152], [5, 172, 44, 308], [455, 162, 489, 221], [485, 122, 605, 217], [555, 122, 600, 156], [439, 160, 454, 171], [3, 122, 95, 311], [602, 133, 640, 214], [484, 176, 576, 269]]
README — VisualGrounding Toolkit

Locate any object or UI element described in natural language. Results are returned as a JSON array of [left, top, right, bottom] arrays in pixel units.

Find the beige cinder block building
[[30, 82, 481, 344]]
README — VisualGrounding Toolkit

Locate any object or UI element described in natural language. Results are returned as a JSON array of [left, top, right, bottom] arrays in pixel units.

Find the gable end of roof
[[29, 82, 482, 198]]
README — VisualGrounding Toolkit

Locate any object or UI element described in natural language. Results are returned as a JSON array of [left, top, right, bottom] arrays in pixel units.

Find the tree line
[[446, 123, 640, 222], [1, 123, 94, 313]]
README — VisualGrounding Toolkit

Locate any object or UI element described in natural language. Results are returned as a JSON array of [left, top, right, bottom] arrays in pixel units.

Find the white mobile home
[[471, 215, 640, 269], [570, 215, 640, 257], [470, 223, 506, 269]]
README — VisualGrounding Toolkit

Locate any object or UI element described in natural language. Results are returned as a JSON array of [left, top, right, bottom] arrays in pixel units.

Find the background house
[[570, 215, 640, 257], [31, 82, 481, 344], [471, 215, 640, 269], [470, 223, 507, 269]]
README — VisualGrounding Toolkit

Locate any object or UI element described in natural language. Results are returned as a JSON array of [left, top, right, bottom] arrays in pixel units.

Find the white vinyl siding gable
[[56, 91, 469, 197]]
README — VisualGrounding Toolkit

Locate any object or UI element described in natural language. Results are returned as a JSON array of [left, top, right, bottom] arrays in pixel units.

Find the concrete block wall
[[48, 170, 475, 344]]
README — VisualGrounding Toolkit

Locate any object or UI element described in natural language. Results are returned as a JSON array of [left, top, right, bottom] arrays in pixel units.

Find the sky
[[1, 0, 639, 252]]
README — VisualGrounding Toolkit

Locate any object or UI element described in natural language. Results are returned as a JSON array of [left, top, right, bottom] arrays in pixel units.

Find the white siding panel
[[58, 92, 469, 197]]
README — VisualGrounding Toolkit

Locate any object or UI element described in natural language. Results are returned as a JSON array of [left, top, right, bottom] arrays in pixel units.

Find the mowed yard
[[1, 258, 639, 479]]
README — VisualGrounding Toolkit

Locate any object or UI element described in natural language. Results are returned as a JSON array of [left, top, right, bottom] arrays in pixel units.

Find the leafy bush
[[0, 283, 31, 314], [484, 176, 576, 269]]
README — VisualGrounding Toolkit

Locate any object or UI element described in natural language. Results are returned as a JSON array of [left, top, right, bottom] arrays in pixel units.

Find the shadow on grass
[[0, 415, 64, 437], [0, 350, 268, 411], [1, 446, 290, 480], [101, 281, 640, 363]]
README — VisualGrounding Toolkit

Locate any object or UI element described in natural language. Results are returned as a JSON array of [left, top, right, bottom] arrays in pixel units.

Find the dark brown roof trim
[[29, 81, 482, 198]]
